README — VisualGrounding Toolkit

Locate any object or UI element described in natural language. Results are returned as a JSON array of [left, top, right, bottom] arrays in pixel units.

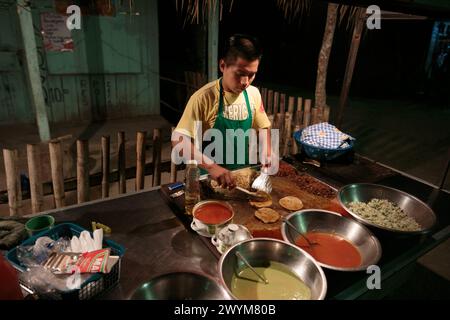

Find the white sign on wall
[[40, 12, 74, 52]]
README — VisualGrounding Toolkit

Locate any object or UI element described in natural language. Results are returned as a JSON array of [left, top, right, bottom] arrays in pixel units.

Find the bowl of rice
[[338, 183, 437, 234]]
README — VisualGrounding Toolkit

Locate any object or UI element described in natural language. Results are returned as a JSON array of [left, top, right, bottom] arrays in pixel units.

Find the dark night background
[[157, 0, 450, 125]]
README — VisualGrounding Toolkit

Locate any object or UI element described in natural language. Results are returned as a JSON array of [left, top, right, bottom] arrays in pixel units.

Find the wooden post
[[268, 114, 275, 128], [77, 140, 89, 204], [336, 8, 366, 127], [152, 128, 162, 186], [288, 96, 295, 114], [17, 0, 50, 142], [207, 0, 219, 81], [26, 144, 43, 214], [267, 90, 274, 115], [311, 107, 319, 124], [136, 131, 146, 191], [101, 136, 110, 198], [261, 88, 268, 111], [282, 113, 293, 157], [279, 93, 286, 114], [170, 127, 177, 183], [273, 91, 280, 114], [297, 97, 303, 114], [303, 112, 311, 128], [323, 106, 331, 123], [303, 99, 312, 127], [118, 131, 126, 194], [3, 149, 22, 216], [291, 125, 301, 155], [49, 141, 65, 208]]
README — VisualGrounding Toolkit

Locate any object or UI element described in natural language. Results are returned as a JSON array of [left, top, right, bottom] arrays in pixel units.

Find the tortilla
[[249, 192, 272, 208], [279, 196, 303, 211], [255, 208, 280, 224]]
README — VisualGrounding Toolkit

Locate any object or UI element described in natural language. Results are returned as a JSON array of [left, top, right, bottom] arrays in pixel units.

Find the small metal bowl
[[130, 271, 231, 300], [281, 210, 382, 272], [218, 238, 327, 300], [338, 183, 437, 234]]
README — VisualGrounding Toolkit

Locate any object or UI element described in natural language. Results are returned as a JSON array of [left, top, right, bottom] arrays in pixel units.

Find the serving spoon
[[282, 217, 319, 247], [235, 252, 269, 284]]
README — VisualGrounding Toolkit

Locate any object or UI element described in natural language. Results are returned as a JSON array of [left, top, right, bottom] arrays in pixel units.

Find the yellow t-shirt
[[175, 79, 271, 138]]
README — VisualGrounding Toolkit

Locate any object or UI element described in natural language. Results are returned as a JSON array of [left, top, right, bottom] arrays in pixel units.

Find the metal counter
[[32, 188, 219, 300]]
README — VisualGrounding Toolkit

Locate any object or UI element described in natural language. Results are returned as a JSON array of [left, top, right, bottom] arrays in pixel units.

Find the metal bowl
[[218, 238, 327, 300], [281, 210, 382, 272], [338, 183, 437, 234], [130, 271, 231, 300]]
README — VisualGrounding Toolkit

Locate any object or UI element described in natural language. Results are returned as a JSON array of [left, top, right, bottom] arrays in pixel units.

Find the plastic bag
[[19, 266, 82, 295]]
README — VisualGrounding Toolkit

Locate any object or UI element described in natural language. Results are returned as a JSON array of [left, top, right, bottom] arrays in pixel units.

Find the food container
[[218, 238, 327, 300], [211, 224, 253, 254], [281, 210, 382, 272], [191, 200, 234, 237], [338, 183, 437, 234]]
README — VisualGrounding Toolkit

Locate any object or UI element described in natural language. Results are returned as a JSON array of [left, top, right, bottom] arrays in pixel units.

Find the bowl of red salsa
[[192, 200, 234, 236], [281, 209, 382, 271]]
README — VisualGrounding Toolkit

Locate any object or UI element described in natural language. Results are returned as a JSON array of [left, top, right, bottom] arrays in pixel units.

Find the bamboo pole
[[152, 128, 162, 187], [118, 131, 126, 194], [136, 131, 146, 191], [170, 127, 177, 183], [26, 144, 43, 213], [3, 149, 22, 215], [101, 136, 110, 198], [77, 139, 89, 204], [49, 140, 65, 208]]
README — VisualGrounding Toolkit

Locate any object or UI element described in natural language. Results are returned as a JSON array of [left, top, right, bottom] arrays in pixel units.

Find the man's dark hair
[[222, 34, 262, 65]]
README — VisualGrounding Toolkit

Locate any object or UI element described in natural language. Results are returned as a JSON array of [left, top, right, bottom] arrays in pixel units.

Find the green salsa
[[231, 261, 311, 300]]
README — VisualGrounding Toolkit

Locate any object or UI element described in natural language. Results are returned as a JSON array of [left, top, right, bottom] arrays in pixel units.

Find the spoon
[[282, 217, 319, 247], [235, 252, 269, 284], [235, 186, 269, 201]]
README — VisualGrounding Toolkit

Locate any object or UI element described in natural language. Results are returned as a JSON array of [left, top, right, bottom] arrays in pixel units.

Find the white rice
[[348, 198, 421, 231]]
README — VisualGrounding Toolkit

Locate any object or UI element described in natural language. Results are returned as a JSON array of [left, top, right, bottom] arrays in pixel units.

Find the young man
[[172, 34, 272, 188]]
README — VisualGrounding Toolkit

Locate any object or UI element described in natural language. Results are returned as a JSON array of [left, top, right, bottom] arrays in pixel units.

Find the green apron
[[201, 79, 253, 173]]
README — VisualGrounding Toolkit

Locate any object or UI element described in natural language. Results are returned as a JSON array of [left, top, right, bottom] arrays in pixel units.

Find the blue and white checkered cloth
[[300, 123, 355, 149]]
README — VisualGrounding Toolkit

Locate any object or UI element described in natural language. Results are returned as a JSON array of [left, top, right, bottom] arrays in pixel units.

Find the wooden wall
[[0, 0, 159, 125]]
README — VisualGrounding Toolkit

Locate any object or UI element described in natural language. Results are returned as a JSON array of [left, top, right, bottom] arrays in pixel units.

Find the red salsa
[[295, 232, 361, 268], [194, 203, 233, 225]]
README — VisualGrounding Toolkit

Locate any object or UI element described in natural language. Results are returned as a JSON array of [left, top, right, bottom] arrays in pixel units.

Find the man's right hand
[[208, 164, 235, 189]]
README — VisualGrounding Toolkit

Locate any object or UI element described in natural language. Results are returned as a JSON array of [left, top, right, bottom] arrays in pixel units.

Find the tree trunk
[[315, 3, 338, 121]]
